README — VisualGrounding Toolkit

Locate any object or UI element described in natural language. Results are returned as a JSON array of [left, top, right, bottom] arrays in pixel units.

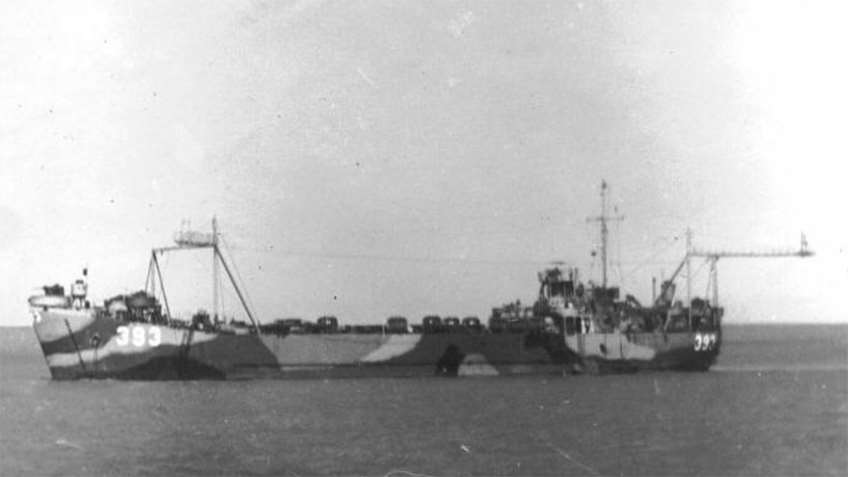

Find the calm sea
[[1, 324, 846, 476]]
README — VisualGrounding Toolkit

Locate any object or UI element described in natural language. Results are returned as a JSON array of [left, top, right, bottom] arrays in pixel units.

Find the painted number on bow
[[116, 325, 161, 347], [694, 333, 717, 351]]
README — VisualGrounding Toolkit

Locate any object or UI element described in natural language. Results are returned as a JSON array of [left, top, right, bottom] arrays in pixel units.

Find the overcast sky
[[1, 0, 846, 326]]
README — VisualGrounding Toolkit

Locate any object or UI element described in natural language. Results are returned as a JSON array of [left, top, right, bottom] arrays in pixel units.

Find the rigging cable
[[615, 210, 624, 285], [227, 243, 561, 266], [620, 235, 681, 284], [220, 236, 260, 323], [689, 257, 709, 283]]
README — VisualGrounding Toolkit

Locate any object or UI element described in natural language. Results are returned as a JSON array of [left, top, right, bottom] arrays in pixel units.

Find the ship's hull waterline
[[33, 308, 720, 380]]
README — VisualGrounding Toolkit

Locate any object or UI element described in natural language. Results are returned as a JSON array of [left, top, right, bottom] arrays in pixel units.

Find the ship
[[28, 182, 810, 380]]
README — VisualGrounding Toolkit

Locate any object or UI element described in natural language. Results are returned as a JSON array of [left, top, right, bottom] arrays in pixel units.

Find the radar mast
[[586, 180, 624, 288]]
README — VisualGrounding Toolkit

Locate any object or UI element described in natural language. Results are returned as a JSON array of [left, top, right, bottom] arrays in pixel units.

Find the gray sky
[[2, 0, 846, 326]]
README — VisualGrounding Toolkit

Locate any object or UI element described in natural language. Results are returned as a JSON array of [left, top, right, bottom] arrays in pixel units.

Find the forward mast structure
[[143, 217, 260, 331]]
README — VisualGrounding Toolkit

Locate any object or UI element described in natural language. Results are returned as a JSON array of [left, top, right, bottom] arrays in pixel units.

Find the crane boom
[[690, 249, 812, 258], [653, 233, 813, 308], [689, 234, 813, 259]]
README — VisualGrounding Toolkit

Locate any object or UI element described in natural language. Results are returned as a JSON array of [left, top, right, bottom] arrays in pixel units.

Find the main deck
[[32, 306, 720, 380]]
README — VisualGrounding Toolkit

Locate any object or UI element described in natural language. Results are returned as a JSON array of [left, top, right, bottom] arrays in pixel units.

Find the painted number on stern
[[115, 325, 161, 347], [694, 333, 717, 351]]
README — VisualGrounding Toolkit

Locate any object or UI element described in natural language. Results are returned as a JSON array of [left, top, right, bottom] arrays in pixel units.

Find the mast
[[586, 180, 624, 288], [155, 219, 261, 332], [152, 251, 171, 321], [601, 181, 609, 287], [212, 217, 219, 321], [144, 248, 171, 323], [686, 227, 692, 328]]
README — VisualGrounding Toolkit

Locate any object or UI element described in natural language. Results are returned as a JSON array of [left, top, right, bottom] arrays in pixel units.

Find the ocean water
[[1, 325, 846, 476]]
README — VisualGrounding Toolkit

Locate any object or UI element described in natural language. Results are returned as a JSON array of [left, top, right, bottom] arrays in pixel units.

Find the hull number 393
[[116, 325, 161, 347], [694, 333, 717, 351]]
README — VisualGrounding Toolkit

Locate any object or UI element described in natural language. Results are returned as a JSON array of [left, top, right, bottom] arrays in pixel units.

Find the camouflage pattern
[[31, 305, 721, 380]]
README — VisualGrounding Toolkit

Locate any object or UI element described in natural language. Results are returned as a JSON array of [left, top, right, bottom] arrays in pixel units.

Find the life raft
[[28, 295, 71, 308]]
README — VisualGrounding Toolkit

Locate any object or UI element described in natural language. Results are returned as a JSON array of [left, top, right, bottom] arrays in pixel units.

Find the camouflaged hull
[[32, 308, 721, 380]]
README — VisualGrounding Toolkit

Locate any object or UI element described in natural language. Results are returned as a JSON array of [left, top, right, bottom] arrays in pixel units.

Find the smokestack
[[652, 276, 656, 302]]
